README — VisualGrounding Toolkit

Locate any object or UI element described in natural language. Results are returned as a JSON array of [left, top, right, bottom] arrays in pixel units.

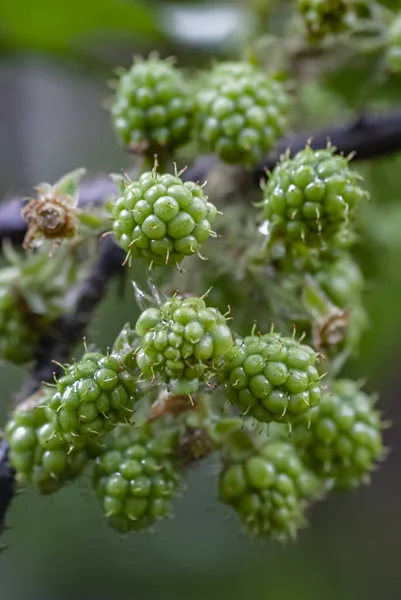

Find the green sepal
[[109, 173, 126, 195], [132, 280, 166, 312], [209, 418, 244, 447], [223, 429, 258, 461], [112, 322, 140, 372], [302, 274, 338, 320], [53, 168, 86, 205]]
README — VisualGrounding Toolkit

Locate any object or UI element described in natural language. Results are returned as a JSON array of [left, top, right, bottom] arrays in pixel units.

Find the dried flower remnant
[[22, 168, 86, 250]]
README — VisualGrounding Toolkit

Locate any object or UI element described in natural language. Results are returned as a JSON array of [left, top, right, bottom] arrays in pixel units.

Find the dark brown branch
[[254, 111, 401, 183], [0, 236, 125, 536], [1, 110, 401, 244], [0, 439, 14, 538], [1, 109, 401, 246]]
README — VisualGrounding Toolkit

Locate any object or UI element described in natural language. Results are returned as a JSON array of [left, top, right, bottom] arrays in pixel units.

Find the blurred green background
[[1, 1, 401, 599]]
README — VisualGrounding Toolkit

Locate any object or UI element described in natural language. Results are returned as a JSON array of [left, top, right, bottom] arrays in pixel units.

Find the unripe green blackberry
[[292, 379, 384, 490], [219, 439, 320, 539], [195, 61, 289, 165], [135, 295, 234, 395], [221, 333, 322, 426], [0, 287, 39, 364], [297, 0, 363, 39], [110, 170, 218, 267], [262, 145, 368, 247], [315, 253, 364, 307], [386, 13, 401, 73], [5, 391, 87, 494], [93, 424, 181, 533], [111, 56, 193, 153], [46, 353, 137, 449]]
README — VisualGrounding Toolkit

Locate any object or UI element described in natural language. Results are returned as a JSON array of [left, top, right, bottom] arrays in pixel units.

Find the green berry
[[46, 353, 137, 448], [110, 170, 218, 266], [387, 13, 401, 73], [221, 333, 322, 425], [262, 145, 368, 247], [315, 253, 364, 307], [5, 390, 88, 494], [195, 61, 289, 165], [292, 379, 384, 490], [135, 296, 233, 392], [219, 438, 321, 539], [0, 287, 39, 365], [93, 424, 181, 533], [111, 56, 193, 153], [297, 0, 362, 39]]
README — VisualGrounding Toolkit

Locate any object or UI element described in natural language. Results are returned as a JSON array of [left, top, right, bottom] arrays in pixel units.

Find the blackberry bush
[[93, 424, 182, 533], [195, 61, 289, 165], [0, 0, 394, 548], [221, 333, 322, 426], [45, 352, 137, 450], [135, 294, 233, 395], [110, 168, 218, 267], [110, 56, 193, 156], [262, 145, 368, 247], [219, 436, 321, 539], [292, 379, 384, 490]]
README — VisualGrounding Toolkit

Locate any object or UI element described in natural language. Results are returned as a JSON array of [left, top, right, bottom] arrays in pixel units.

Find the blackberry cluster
[[297, 0, 361, 39], [46, 353, 137, 450], [219, 439, 320, 539], [262, 145, 368, 247], [221, 333, 322, 425], [110, 170, 218, 267], [195, 61, 289, 165], [387, 13, 401, 73], [5, 392, 87, 494], [111, 56, 193, 154], [93, 425, 181, 533], [135, 295, 233, 395], [292, 379, 384, 490]]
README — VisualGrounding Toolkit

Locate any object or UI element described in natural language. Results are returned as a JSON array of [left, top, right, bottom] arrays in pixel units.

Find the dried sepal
[[22, 168, 86, 250]]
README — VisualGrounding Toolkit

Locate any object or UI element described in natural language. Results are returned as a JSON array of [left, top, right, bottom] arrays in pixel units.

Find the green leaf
[[376, 0, 401, 8], [54, 168, 86, 202], [0, 0, 160, 55], [321, 49, 384, 109]]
